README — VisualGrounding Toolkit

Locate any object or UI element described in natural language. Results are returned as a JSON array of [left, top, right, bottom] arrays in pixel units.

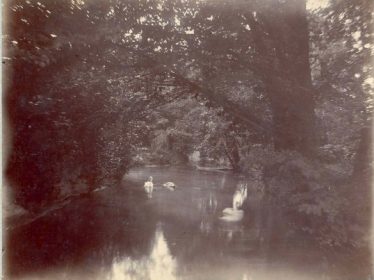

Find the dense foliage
[[3, 0, 373, 249]]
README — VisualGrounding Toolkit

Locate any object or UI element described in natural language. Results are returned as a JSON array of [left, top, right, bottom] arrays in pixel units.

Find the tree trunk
[[267, 78, 316, 155], [270, 0, 316, 155], [250, 0, 317, 156], [353, 125, 373, 180], [223, 137, 241, 172]]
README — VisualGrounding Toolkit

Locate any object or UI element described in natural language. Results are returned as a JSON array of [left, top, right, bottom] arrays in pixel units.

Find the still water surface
[[5, 167, 370, 280]]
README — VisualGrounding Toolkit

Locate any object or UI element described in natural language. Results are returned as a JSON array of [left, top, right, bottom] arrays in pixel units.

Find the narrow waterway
[[5, 166, 370, 280]]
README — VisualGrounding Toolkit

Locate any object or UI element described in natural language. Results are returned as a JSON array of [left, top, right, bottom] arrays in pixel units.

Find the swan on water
[[163, 182, 176, 191], [221, 184, 248, 222], [235, 184, 248, 208], [220, 209, 244, 222], [233, 189, 243, 210], [144, 176, 154, 197], [242, 184, 248, 200]]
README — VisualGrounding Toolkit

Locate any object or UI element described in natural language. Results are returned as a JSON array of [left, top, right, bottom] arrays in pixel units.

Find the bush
[[240, 146, 368, 248]]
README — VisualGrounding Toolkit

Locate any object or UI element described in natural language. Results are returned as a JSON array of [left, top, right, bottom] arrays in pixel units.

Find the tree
[[3, 0, 184, 210], [4, 0, 371, 224], [111, 0, 318, 155]]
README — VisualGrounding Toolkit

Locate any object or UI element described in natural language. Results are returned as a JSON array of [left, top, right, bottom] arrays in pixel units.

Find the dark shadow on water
[[5, 166, 372, 280], [5, 186, 158, 278]]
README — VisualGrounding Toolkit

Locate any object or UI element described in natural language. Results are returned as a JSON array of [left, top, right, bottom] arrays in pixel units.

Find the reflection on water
[[111, 225, 177, 280], [5, 166, 371, 280]]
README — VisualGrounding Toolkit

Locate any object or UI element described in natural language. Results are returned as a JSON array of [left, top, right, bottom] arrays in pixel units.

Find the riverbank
[[4, 186, 108, 231]]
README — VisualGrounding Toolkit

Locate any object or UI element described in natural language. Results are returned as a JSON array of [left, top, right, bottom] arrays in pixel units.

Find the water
[[5, 166, 370, 280]]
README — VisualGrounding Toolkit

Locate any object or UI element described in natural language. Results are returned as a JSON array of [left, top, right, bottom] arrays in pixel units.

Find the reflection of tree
[[199, 192, 218, 235], [149, 226, 177, 280], [111, 226, 177, 280], [6, 188, 157, 278]]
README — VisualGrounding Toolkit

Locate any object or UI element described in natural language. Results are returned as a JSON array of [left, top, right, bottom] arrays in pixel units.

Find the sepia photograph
[[2, 0, 373, 279]]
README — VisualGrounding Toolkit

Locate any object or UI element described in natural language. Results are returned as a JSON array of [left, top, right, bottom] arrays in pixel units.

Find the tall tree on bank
[[3, 0, 338, 209], [109, 0, 318, 156], [103, 0, 318, 168], [309, 0, 373, 179], [248, 0, 317, 155]]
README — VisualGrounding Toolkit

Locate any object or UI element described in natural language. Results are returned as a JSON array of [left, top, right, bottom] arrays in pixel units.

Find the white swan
[[144, 176, 154, 197], [163, 182, 176, 191], [233, 190, 243, 210], [234, 184, 248, 208], [242, 184, 248, 201], [221, 184, 248, 222], [220, 209, 244, 222]]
